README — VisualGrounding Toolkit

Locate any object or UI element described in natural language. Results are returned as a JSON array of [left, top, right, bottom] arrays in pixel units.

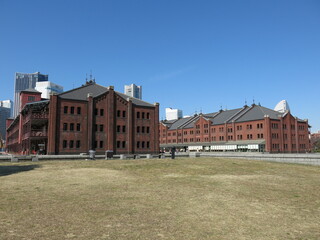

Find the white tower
[[35, 81, 64, 99], [124, 84, 142, 99], [274, 100, 290, 113], [165, 108, 183, 121]]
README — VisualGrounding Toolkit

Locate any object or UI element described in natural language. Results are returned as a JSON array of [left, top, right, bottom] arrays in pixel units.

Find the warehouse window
[[28, 96, 35, 101]]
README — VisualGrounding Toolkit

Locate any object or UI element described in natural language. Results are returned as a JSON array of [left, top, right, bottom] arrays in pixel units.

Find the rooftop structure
[[35, 81, 64, 99], [274, 100, 290, 113], [124, 84, 142, 99], [165, 108, 183, 121]]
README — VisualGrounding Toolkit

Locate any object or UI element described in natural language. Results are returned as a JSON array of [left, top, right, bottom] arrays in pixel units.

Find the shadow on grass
[[0, 165, 40, 177]]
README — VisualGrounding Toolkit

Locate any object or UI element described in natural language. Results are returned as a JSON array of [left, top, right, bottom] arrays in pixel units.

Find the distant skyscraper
[[166, 108, 183, 121], [0, 100, 13, 117], [0, 100, 12, 141], [35, 81, 64, 99], [13, 72, 48, 117], [124, 84, 142, 99]]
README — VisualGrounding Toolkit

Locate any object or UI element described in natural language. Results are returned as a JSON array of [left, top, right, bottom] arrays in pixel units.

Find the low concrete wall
[[200, 152, 320, 166], [1, 152, 319, 166]]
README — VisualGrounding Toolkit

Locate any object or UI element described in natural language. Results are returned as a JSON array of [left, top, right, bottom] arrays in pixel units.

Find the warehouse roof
[[235, 105, 283, 122], [59, 82, 154, 107], [160, 104, 293, 130]]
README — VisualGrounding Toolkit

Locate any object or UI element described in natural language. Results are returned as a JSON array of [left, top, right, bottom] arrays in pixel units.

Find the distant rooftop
[[161, 103, 303, 130]]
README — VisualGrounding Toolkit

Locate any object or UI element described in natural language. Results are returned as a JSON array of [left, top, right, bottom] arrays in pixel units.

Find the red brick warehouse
[[6, 81, 160, 155], [159, 103, 310, 153]]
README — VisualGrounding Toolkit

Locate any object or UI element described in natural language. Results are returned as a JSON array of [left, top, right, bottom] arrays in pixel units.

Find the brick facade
[[7, 82, 159, 155], [160, 104, 310, 153]]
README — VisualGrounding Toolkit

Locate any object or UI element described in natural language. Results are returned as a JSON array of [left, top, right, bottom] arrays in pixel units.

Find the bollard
[[11, 155, 18, 162], [171, 147, 176, 159], [189, 152, 201, 158], [89, 150, 96, 160], [105, 150, 113, 160]]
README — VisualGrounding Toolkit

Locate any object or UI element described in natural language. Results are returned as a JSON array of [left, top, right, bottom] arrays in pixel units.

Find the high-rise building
[[0, 100, 12, 142], [124, 84, 142, 99], [0, 100, 13, 117], [35, 81, 64, 99], [165, 108, 183, 121], [13, 72, 48, 117]]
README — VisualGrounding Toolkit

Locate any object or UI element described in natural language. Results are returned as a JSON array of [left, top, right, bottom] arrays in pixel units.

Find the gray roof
[[25, 100, 50, 106], [184, 116, 200, 129], [21, 88, 41, 93], [160, 104, 289, 130], [21, 100, 49, 114], [168, 116, 195, 130], [59, 83, 108, 100], [161, 119, 176, 127], [235, 105, 283, 122], [206, 108, 243, 125], [116, 91, 154, 107], [59, 83, 155, 107]]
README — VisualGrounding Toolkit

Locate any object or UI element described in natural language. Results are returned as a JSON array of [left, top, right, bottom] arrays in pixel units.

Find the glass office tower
[[13, 72, 48, 117]]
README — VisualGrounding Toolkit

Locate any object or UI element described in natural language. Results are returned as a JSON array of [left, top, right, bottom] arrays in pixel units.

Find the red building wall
[[160, 112, 310, 153], [47, 86, 159, 155]]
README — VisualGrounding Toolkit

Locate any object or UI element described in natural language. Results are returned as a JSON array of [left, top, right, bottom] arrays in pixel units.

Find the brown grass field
[[0, 157, 319, 240]]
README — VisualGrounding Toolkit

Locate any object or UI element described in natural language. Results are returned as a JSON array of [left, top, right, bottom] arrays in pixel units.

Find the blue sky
[[0, 0, 319, 132]]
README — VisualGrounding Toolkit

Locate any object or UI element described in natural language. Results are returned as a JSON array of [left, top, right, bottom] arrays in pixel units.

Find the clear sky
[[0, 0, 319, 132]]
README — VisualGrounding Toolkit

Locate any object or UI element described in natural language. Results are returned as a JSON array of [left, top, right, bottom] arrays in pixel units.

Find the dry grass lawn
[[0, 158, 319, 240]]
